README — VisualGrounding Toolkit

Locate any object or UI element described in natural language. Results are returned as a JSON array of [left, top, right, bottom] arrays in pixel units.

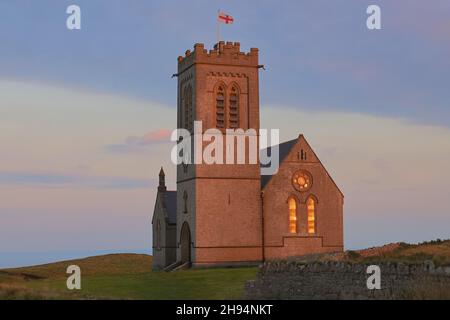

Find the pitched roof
[[164, 191, 177, 225], [260, 135, 344, 197], [260, 138, 298, 189]]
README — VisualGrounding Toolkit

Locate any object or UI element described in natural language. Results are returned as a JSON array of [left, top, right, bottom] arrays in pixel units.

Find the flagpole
[[216, 9, 220, 47]]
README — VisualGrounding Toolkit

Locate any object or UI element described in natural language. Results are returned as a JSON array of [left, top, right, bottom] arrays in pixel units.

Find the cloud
[[126, 129, 172, 145], [0, 172, 155, 190], [0, 79, 176, 181], [106, 129, 173, 154]]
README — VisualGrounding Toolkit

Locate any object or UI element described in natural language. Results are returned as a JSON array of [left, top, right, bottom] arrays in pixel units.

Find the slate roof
[[260, 138, 298, 189], [164, 191, 177, 225]]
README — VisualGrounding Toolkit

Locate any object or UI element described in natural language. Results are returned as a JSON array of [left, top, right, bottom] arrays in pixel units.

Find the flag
[[218, 11, 234, 24]]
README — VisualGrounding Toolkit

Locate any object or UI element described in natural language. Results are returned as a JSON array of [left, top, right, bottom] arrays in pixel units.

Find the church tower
[[176, 42, 263, 266]]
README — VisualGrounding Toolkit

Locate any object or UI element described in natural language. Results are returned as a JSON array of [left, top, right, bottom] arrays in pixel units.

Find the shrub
[[346, 251, 361, 260]]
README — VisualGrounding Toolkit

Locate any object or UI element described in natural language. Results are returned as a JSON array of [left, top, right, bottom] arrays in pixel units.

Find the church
[[151, 42, 344, 270]]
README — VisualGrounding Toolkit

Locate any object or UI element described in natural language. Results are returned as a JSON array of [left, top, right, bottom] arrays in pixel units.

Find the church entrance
[[180, 222, 191, 264]]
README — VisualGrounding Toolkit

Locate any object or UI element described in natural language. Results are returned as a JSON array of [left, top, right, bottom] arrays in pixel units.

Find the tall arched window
[[307, 197, 316, 234], [229, 86, 239, 128], [184, 85, 193, 132], [156, 219, 161, 249], [288, 198, 297, 234], [216, 85, 225, 128]]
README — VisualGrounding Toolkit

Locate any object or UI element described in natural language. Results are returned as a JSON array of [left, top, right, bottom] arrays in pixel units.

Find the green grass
[[0, 254, 257, 300]]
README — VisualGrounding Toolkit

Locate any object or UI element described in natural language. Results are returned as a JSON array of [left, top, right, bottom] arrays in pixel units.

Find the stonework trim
[[271, 235, 343, 249], [178, 62, 258, 78], [303, 193, 319, 204], [177, 176, 260, 184]]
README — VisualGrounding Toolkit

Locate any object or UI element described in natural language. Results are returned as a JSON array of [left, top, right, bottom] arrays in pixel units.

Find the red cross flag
[[218, 11, 234, 24]]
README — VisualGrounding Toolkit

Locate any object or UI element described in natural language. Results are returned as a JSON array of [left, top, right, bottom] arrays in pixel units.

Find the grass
[[0, 254, 257, 300], [345, 239, 450, 266]]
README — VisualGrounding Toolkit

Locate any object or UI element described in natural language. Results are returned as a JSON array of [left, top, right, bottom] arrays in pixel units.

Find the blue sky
[[1, 1, 450, 268], [2, 0, 450, 125]]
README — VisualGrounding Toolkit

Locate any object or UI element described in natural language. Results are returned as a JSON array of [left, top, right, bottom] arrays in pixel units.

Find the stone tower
[[176, 42, 263, 266]]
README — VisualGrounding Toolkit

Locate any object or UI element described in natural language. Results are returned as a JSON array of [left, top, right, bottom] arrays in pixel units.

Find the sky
[[1, 0, 450, 268]]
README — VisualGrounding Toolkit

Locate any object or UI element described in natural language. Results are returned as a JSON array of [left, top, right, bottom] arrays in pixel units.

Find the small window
[[300, 149, 307, 161], [183, 191, 188, 214], [288, 198, 297, 234]]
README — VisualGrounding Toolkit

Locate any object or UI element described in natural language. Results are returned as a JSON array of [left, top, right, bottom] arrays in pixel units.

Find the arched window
[[229, 86, 239, 128], [216, 86, 225, 128], [184, 85, 193, 132], [307, 197, 316, 234], [183, 191, 188, 214], [156, 219, 161, 249], [288, 198, 297, 234]]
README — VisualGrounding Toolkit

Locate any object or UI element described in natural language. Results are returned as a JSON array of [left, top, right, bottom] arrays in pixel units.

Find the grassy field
[[2, 239, 449, 300], [0, 254, 257, 300]]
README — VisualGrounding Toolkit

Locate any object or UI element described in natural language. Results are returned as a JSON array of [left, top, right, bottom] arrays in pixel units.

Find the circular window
[[292, 170, 313, 192]]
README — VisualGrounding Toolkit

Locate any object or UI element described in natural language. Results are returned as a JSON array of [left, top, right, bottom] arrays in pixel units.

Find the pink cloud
[[126, 129, 172, 146]]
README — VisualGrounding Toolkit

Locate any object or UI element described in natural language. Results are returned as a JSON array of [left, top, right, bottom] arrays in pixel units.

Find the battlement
[[177, 42, 259, 72]]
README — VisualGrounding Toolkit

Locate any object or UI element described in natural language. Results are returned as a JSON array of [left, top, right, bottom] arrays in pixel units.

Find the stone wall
[[245, 260, 450, 300]]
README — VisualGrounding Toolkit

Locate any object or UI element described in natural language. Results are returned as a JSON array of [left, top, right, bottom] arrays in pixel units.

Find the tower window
[[288, 198, 297, 234], [229, 86, 239, 128], [307, 197, 316, 234], [216, 86, 225, 128], [184, 85, 193, 132]]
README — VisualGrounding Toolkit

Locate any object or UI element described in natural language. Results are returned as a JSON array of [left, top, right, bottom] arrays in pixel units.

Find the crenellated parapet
[[177, 41, 259, 73]]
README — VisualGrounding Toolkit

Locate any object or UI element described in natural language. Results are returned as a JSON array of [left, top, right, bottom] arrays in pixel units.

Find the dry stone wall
[[245, 260, 450, 300]]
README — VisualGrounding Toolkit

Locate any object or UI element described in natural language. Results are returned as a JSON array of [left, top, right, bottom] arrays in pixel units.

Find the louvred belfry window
[[229, 86, 239, 128], [216, 86, 225, 128]]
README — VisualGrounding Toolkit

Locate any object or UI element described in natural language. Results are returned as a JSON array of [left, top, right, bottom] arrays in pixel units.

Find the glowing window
[[288, 198, 297, 234], [307, 197, 316, 234]]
